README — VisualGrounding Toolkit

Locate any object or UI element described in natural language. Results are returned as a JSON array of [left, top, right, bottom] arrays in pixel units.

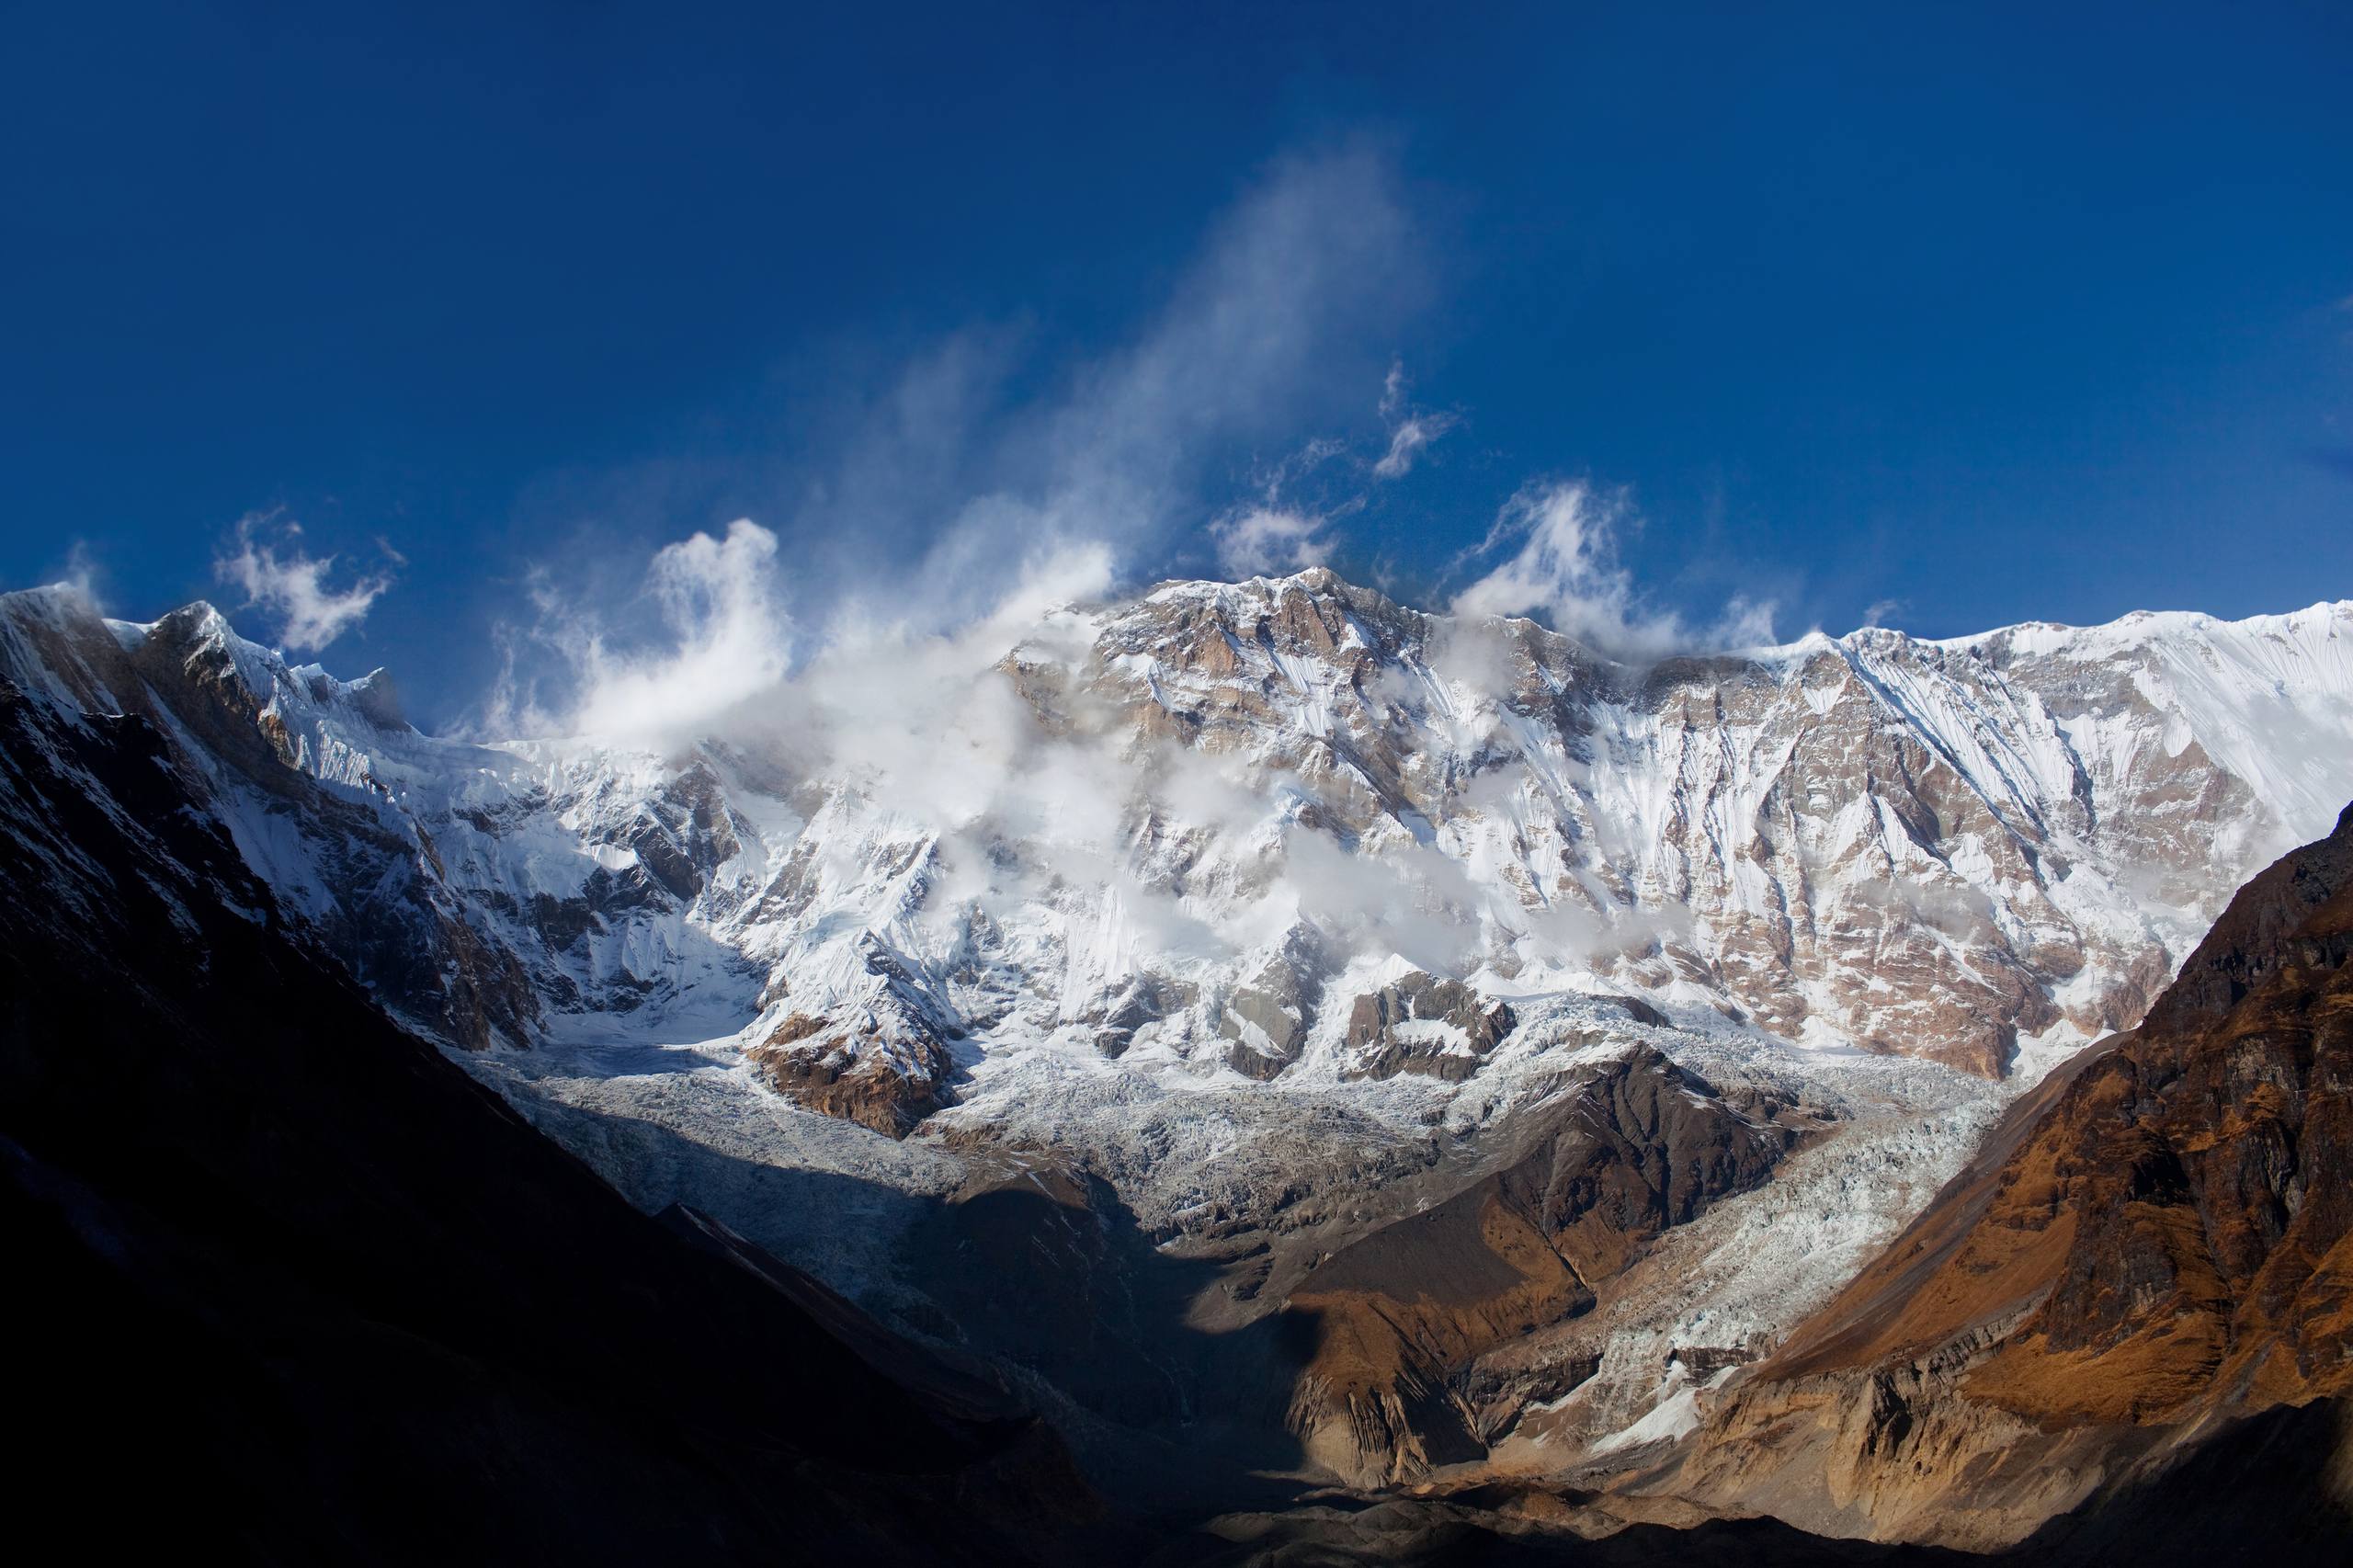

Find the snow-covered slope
[[600, 572, 2348, 1123]]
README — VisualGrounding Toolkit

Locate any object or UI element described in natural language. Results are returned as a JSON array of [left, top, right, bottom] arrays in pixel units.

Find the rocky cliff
[[1281, 1047, 1821, 1485]]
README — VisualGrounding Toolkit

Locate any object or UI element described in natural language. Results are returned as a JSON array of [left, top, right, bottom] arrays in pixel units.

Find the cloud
[[491, 144, 1427, 736], [1065, 144, 1419, 487], [993, 143, 1416, 599], [503, 143, 1423, 653], [554, 518, 794, 744], [1203, 355, 1456, 574], [491, 511, 1127, 760], [1859, 597, 1904, 629], [1210, 506, 1336, 577], [32, 540, 108, 611], [1711, 594, 1780, 649], [1370, 358, 1456, 480], [1451, 481, 1776, 661], [1372, 415, 1449, 480], [215, 516, 394, 653]]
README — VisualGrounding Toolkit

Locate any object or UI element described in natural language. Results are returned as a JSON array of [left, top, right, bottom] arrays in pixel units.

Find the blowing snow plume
[[526, 519, 796, 747], [1452, 481, 1777, 661], [497, 143, 1425, 692]]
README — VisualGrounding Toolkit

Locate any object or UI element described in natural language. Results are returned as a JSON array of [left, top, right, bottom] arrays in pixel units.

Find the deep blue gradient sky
[[6, 2, 2349, 725]]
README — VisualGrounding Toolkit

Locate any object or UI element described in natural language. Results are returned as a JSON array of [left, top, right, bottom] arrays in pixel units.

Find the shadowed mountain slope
[[0, 676, 1096, 1565]]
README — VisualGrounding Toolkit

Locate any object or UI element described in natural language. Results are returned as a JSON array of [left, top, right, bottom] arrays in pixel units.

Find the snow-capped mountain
[[6, 570, 2349, 1492], [11, 570, 2346, 1095]]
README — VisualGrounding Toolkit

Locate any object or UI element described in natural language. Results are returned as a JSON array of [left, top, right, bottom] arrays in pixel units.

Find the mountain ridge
[[9, 571, 2347, 1089]]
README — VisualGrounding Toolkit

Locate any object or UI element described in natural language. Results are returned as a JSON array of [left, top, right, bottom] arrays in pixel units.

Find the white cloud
[[215, 516, 393, 653], [523, 518, 793, 745], [44, 540, 107, 610], [985, 145, 1414, 597], [492, 145, 1425, 732], [1370, 359, 1456, 480], [1712, 593, 1781, 650], [713, 146, 1418, 640], [1372, 415, 1449, 480], [1451, 481, 1775, 661], [1202, 354, 1458, 575], [1210, 506, 1336, 577]]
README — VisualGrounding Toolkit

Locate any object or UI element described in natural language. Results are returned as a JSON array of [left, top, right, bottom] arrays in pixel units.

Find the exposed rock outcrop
[[1217, 932, 1327, 1080], [1342, 972, 1517, 1082], [748, 939, 964, 1138], [1283, 1048, 1808, 1485], [1639, 801, 2353, 1550], [752, 1015, 957, 1137]]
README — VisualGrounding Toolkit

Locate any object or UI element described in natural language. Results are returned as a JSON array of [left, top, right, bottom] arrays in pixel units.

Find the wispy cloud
[[1206, 433, 1362, 578], [39, 540, 108, 610], [1451, 481, 1775, 660], [1370, 358, 1456, 480], [495, 144, 1427, 735], [536, 518, 795, 744], [1210, 505, 1337, 576], [1203, 354, 1454, 574], [215, 515, 394, 653]]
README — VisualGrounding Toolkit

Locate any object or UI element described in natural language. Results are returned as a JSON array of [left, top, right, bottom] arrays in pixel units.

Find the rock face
[[1342, 971, 1516, 1081], [733, 576, 2349, 1107], [1054, 576, 2353, 1083], [1640, 801, 2353, 1551], [749, 1005, 958, 1138], [0, 587, 770, 1053], [1217, 931, 1327, 1079]]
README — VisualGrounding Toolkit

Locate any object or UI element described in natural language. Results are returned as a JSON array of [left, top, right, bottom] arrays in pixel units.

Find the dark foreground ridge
[[0, 677, 1098, 1566]]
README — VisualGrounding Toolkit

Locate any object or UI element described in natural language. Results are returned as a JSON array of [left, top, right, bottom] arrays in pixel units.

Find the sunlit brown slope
[[1641, 801, 2353, 1551]]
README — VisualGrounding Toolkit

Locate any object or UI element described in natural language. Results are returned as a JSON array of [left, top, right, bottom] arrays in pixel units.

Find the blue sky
[[5, 2, 2348, 725]]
